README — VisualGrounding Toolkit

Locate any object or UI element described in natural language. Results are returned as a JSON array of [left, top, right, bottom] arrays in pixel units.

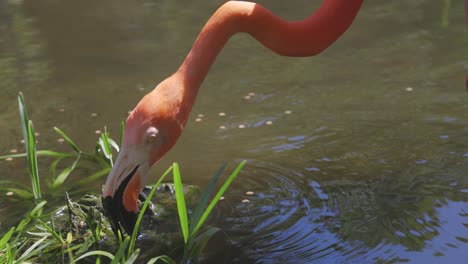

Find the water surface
[[0, 0, 467, 263]]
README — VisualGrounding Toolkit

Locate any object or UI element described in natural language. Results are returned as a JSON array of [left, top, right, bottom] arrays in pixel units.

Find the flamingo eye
[[145, 127, 159, 144]]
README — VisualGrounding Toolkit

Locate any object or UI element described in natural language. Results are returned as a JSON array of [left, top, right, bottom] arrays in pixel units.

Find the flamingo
[[102, 0, 364, 234]]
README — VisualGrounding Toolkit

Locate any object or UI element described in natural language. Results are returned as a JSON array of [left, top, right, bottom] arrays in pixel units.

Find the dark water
[[1, 0, 467, 263]]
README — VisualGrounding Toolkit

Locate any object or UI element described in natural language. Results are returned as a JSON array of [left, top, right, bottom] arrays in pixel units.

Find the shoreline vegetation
[[0, 93, 246, 263]]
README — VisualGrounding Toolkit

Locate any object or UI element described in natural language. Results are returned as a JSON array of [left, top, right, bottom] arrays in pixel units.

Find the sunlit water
[[0, 0, 467, 263]]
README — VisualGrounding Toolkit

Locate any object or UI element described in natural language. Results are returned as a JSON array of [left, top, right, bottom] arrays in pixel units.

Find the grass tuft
[[0, 93, 245, 263]]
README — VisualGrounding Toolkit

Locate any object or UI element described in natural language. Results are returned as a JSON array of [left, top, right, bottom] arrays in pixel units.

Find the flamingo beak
[[102, 151, 143, 236]]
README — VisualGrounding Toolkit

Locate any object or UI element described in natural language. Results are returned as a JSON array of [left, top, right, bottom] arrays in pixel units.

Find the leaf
[[0, 153, 26, 160], [3, 243, 13, 262], [173, 163, 189, 243], [29, 200, 47, 217], [0, 151, 77, 161], [108, 138, 120, 153], [49, 157, 64, 180], [0, 227, 15, 250], [17, 93, 41, 200], [17, 236, 48, 262], [111, 236, 130, 264], [0, 150, 75, 160], [76, 168, 111, 186], [15, 217, 31, 233], [147, 255, 176, 264], [119, 121, 125, 148], [128, 165, 173, 257], [54, 127, 81, 153], [189, 163, 227, 233], [124, 248, 139, 264], [18, 92, 29, 154], [98, 132, 113, 166], [26, 231, 52, 237], [191, 160, 246, 237], [188, 227, 221, 260], [35, 219, 64, 244], [37, 150, 76, 158], [72, 250, 114, 263], [66, 232, 73, 245], [27, 120, 41, 201], [0, 187, 33, 199], [51, 156, 81, 188], [0, 181, 33, 199], [0, 180, 31, 189]]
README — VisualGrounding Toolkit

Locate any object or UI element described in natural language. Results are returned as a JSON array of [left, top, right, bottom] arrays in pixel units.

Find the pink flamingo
[[102, 0, 364, 234]]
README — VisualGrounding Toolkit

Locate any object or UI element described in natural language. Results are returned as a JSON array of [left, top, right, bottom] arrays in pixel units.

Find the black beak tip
[[102, 165, 141, 236], [102, 195, 138, 236]]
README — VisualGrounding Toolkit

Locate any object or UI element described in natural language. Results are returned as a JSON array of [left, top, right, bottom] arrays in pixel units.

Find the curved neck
[[176, 0, 363, 99]]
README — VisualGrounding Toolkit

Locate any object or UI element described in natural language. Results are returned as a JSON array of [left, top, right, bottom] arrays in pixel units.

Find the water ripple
[[210, 161, 360, 263]]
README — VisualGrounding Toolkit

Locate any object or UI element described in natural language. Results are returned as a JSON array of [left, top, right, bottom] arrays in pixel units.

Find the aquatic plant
[[0, 93, 245, 263]]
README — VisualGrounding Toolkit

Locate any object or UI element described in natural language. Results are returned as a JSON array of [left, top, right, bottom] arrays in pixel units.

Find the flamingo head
[[102, 84, 184, 235]]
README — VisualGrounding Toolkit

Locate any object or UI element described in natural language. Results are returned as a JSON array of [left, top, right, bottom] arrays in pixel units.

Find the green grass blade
[[187, 227, 221, 260], [111, 236, 130, 264], [27, 231, 52, 237], [73, 250, 114, 263], [0, 180, 31, 189], [0, 227, 15, 249], [4, 243, 13, 263], [0, 187, 33, 199], [128, 165, 173, 257], [98, 131, 113, 166], [49, 157, 63, 181], [108, 138, 120, 152], [191, 160, 246, 237], [53, 127, 81, 153], [51, 156, 80, 188], [73, 235, 95, 257], [76, 168, 111, 186], [17, 236, 49, 262], [18, 92, 29, 153], [173, 163, 188, 243], [17, 93, 40, 200], [29, 200, 47, 217], [27, 120, 41, 201], [36, 219, 64, 244], [124, 248, 139, 264], [0, 150, 75, 160], [189, 163, 227, 233], [37, 150, 76, 158], [119, 121, 125, 148], [15, 217, 32, 233], [0, 153, 27, 160], [147, 255, 176, 264]]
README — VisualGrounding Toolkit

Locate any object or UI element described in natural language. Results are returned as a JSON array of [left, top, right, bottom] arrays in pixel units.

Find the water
[[1, 0, 467, 263]]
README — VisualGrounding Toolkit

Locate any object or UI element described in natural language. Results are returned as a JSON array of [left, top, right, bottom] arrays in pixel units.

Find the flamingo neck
[[175, 0, 363, 103]]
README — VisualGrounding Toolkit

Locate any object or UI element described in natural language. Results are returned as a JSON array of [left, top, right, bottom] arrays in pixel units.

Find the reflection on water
[[211, 158, 467, 263], [0, 0, 51, 145], [0, 0, 467, 263], [213, 161, 336, 263], [0, 0, 50, 93]]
